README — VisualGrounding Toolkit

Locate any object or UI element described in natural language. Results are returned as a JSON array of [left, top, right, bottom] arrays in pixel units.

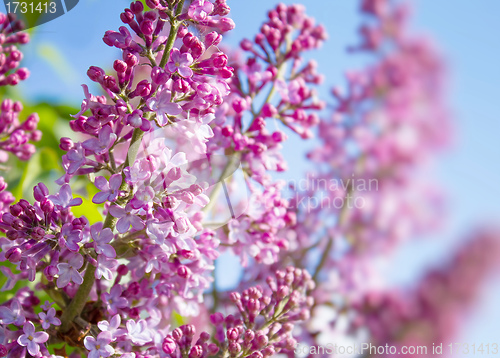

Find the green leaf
[[70, 182, 103, 224]]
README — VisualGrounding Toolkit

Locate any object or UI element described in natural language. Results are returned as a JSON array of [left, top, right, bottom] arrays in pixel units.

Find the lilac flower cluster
[[0, 13, 30, 87], [161, 267, 314, 358], [0, 16, 40, 215], [0, 1, 497, 358], [204, 3, 327, 267], [354, 231, 500, 358]]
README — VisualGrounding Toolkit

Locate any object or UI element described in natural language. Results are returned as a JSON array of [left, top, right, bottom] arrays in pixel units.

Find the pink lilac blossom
[[17, 321, 49, 356], [0, 2, 496, 358]]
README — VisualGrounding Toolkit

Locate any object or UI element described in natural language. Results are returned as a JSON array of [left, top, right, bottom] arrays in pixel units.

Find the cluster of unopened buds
[[162, 267, 315, 358], [0, 13, 40, 215]]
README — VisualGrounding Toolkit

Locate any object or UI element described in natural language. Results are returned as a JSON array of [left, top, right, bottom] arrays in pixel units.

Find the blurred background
[[1, 0, 499, 354]]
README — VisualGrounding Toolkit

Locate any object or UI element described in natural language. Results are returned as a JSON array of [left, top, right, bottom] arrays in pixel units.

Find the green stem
[[159, 0, 185, 68]]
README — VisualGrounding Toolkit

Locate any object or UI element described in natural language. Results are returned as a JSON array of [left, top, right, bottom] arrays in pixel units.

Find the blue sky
[[4, 0, 500, 347]]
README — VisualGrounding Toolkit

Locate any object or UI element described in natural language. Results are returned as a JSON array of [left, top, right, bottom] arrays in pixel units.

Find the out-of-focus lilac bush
[[0, 0, 498, 357]]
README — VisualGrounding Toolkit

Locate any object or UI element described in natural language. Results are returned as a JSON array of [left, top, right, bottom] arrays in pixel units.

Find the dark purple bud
[[226, 328, 239, 341], [162, 337, 176, 354], [213, 53, 228, 68], [209, 312, 224, 325], [103, 75, 119, 92], [16, 68, 30, 80], [228, 342, 241, 355], [32, 227, 46, 240], [41, 199, 54, 213], [182, 324, 195, 338], [179, 249, 195, 259], [1, 98, 12, 111], [10, 204, 22, 216], [134, 80, 151, 97], [198, 331, 210, 343], [173, 78, 189, 93], [188, 345, 203, 358], [129, 307, 140, 319], [255, 333, 268, 348], [247, 299, 260, 313], [13, 101, 23, 112], [22, 113, 39, 131], [0, 344, 7, 357], [44, 265, 58, 278], [177, 265, 190, 278], [240, 39, 253, 51], [120, 9, 134, 23], [123, 52, 139, 67], [140, 19, 155, 36], [11, 218, 24, 230], [262, 346, 276, 357], [230, 292, 241, 303], [114, 60, 128, 73], [205, 31, 222, 47], [177, 25, 188, 38], [244, 329, 255, 342], [146, 0, 160, 9], [151, 66, 169, 85], [130, 1, 144, 14], [207, 344, 219, 355], [87, 66, 105, 82], [30, 130, 42, 142], [172, 328, 183, 341], [221, 126, 233, 137], [59, 137, 74, 151], [117, 264, 129, 276], [5, 247, 22, 262], [6, 230, 20, 240]]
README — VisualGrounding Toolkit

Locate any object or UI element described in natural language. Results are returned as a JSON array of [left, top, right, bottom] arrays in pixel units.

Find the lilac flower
[[40, 301, 53, 311], [97, 314, 126, 341], [95, 256, 117, 280], [101, 285, 128, 314], [56, 253, 84, 288], [91, 223, 116, 258], [130, 185, 156, 209], [48, 184, 82, 209], [103, 26, 133, 49], [126, 319, 153, 345], [84, 331, 115, 358], [17, 321, 49, 356], [60, 223, 82, 252], [38, 307, 61, 329], [82, 125, 117, 155], [0, 299, 25, 326], [124, 158, 152, 185], [92, 174, 123, 204], [188, 0, 214, 21], [147, 88, 182, 127], [167, 49, 194, 78], [64, 144, 87, 175], [146, 220, 175, 247], [108, 204, 145, 234]]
